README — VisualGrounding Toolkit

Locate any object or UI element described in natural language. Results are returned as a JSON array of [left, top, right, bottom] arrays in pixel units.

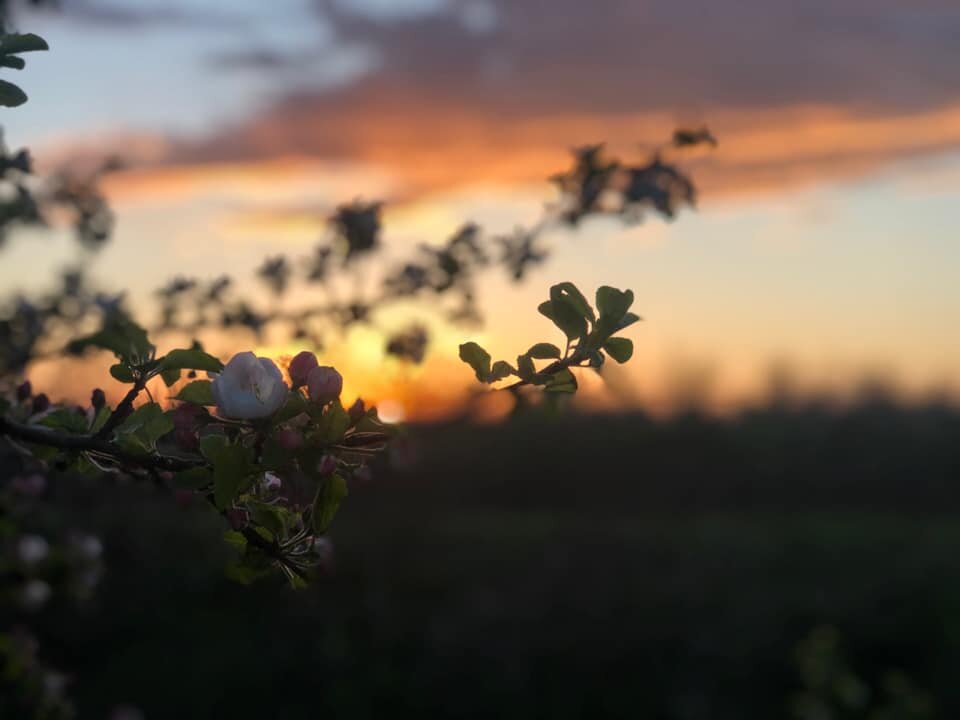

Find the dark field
[[23, 400, 960, 718]]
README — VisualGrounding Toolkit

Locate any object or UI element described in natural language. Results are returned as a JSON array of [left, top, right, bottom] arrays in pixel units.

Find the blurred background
[[2, 0, 960, 717]]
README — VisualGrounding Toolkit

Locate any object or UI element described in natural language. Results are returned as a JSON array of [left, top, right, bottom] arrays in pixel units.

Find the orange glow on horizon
[[77, 101, 960, 213]]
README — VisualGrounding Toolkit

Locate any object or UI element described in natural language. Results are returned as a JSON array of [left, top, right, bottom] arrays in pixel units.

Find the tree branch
[[503, 353, 584, 392], [94, 378, 145, 440], [0, 414, 200, 471]]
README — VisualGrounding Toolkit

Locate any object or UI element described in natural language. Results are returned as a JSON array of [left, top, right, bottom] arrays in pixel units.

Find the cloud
[[35, 0, 960, 207], [40, 0, 250, 29]]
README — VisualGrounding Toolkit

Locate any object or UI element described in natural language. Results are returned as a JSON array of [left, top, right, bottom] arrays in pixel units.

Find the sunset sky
[[3, 0, 959, 417]]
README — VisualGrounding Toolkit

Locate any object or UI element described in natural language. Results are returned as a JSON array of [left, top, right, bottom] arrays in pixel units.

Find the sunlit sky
[[3, 0, 959, 418]]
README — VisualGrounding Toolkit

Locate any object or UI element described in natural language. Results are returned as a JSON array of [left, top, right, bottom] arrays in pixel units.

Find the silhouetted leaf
[[538, 299, 587, 341], [550, 282, 595, 322], [69, 318, 154, 365], [459, 341, 492, 382], [0, 79, 27, 107], [109, 363, 135, 383], [0, 33, 49, 54], [0, 55, 25, 70], [604, 337, 634, 363], [596, 286, 634, 322], [489, 360, 515, 382], [527, 343, 562, 359]]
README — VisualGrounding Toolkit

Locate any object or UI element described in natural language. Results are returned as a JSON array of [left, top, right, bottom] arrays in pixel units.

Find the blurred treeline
[[11, 396, 960, 718]]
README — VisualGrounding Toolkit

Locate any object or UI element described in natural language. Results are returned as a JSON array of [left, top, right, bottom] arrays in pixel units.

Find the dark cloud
[[314, 0, 960, 114], [61, 0, 960, 203]]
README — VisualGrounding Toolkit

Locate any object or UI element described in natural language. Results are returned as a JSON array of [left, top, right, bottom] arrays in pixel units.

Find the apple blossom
[[263, 472, 282, 491], [211, 352, 288, 419], [307, 365, 343, 405]]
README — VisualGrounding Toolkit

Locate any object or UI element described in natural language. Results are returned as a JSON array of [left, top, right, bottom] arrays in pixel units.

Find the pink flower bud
[[307, 366, 343, 405], [275, 428, 303, 450], [226, 508, 249, 530], [172, 403, 206, 429], [31, 393, 49, 414], [317, 454, 337, 476], [175, 427, 199, 451], [16, 380, 31, 403], [288, 351, 319, 388]]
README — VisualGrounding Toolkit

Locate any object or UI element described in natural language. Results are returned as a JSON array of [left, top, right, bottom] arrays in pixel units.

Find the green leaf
[[272, 392, 307, 424], [312, 473, 348, 534], [538, 299, 588, 342], [160, 367, 181, 386], [39, 409, 88, 434], [489, 360, 515, 382], [199, 433, 229, 461], [544, 368, 578, 394], [0, 79, 27, 107], [223, 530, 247, 551], [109, 363, 135, 383], [211, 443, 254, 510], [459, 341, 492, 382], [603, 337, 634, 363], [157, 348, 224, 374], [224, 552, 273, 585], [527, 343, 562, 359], [0, 33, 49, 54], [90, 405, 111, 433], [115, 402, 174, 451], [0, 55, 25, 70], [174, 380, 215, 406], [259, 436, 289, 471], [173, 467, 213, 490], [313, 401, 350, 445], [550, 282, 595, 322], [249, 501, 289, 537]]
